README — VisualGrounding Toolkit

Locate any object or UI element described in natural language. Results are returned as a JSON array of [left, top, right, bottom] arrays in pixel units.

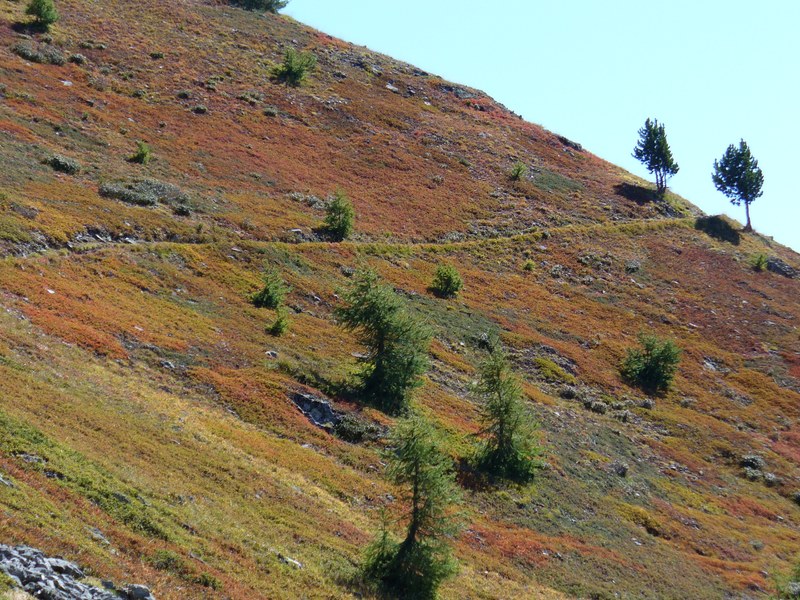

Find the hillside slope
[[0, 1, 799, 598]]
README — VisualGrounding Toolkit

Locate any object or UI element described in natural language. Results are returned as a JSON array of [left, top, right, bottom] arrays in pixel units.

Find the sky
[[284, 0, 799, 252]]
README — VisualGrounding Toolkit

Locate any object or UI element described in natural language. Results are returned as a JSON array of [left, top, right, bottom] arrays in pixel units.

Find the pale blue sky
[[285, 1, 799, 251]]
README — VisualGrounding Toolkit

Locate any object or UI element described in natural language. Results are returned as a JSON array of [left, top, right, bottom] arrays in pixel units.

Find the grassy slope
[[0, 1, 799, 598]]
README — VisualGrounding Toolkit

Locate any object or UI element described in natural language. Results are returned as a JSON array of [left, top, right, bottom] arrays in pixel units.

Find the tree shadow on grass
[[694, 215, 741, 245], [614, 182, 660, 205]]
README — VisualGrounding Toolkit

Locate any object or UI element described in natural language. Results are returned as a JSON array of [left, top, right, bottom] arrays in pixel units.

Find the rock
[[766, 257, 797, 278], [291, 392, 341, 429], [385, 83, 399, 93], [45, 558, 83, 578], [0, 473, 14, 487], [124, 584, 156, 599], [278, 554, 303, 569], [0, 543, 122, 600], [639, 398, 655, 410], [265, 350, 278, 359]]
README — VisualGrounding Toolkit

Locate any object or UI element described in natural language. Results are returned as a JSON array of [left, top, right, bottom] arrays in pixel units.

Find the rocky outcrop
[[0, 545, 155, 600]]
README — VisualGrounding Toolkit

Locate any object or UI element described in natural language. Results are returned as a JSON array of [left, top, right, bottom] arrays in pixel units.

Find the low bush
[[750, 253, 768, 272], [12, 40, 65, 65], [252, 267, 288, 309], [322, 189, 355, 241], [334, 412, 381, 443], [430, 264, 463, 298], [129, 141, 152, 164], [99, 178, 189, 207], [267, 307, 291, 336], [508, 161, 528, 181], [48, 154, 80, 174], [621, 333, 681, 394], [272, 48, 316, 86]]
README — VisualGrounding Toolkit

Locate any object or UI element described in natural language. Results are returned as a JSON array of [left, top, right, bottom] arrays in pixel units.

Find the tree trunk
[[744, 202, 752, 232]]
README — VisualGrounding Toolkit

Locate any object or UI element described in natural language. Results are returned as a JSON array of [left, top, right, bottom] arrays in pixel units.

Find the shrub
[[509, 161, 528, 181], [620, 333, 681, 394], [99, 178, 188, 207], [26, 0, 59, 30], [150, 549, 187, 574], [68, 53, 87, 65], [252, 267, 288, 309], [12, 40, 65, 65], [522, 259, 535, 272], [192, 104, 208, 114], [322, 189, 355, 241], [334, 412, 381, 443], [272, 48, 316, 86], [750, 253, 768, 272], [195, 573, 222, 590], [268, 307, 291, 336], [129, 141, 152, 165], [430, 264, 463, 298], [48, 154, 80, 174]]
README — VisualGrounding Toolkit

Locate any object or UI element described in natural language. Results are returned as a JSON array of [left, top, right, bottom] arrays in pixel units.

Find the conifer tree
[[322, 189, 355, 241], [475, 347, 542, 481], [26, 0, 59, 30], [363, 415, 461, 599], [252, 267, 288, 309], [632, 118, 679, 196], [712, 139, 764, 232], [336, 269, 430, 414]]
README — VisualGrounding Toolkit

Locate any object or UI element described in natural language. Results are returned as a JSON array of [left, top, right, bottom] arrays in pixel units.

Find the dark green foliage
[[272, 48, 316, 86], [48, 154, 80, 174], [336, 269, 431, 414], [362, 416, 460, 599], [712, 139, 764, 232], [230, 0, 289, 12], [268, 307, 291, 336], [632, 118, 679, 196], [508, 161, 528, 181], [195, 573, 222, 590], [694, 215, 741, 245], [430, 264, 463, 299], [129, 141, 152, 165], [474, 348, 543, 482], [150, 549, 188, 574], [252, 267, 288, 309], [26, 0, 59, 29], [621, 334, 681, 394], [334, 412, 381, 443], [322, 189, 355, 241]]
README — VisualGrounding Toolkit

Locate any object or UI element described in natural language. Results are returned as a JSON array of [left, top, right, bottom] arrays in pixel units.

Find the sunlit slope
[[1, 1, 799, 599]]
